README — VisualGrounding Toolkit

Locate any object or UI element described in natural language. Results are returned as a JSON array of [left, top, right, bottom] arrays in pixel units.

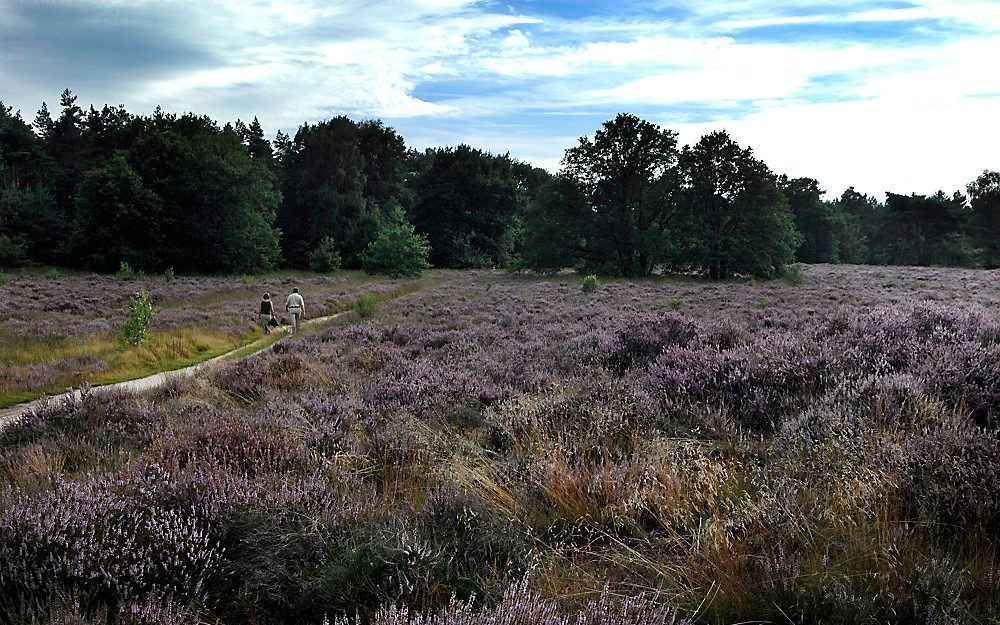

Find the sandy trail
[[0, 311, 346, 433]]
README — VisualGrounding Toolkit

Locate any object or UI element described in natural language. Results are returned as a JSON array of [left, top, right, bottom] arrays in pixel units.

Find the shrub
[[356, 295, 377, 320], [308, 236, 342, 273], [581, 274, 599, 292], [904, 415, 1000, 534], [332, 577, 690, 625], [782, 263, 805, 285], [0, 271, 7, 286], [241, 273, 254, 285], [0, 233, 28, 267], [449, 235, 493, 269], [607, 312, 700, 372], [45, 268, 61, 279], [361, 206, 431, 278], [116, 261, 141, 282], [163, 266, 175, 282], [118, 291, 157, 347], [0, 477, 222, 615]]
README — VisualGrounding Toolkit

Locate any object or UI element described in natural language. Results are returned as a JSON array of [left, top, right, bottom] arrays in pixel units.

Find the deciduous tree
[[675, 131, 800, 279], [561, 113, 679, 276]]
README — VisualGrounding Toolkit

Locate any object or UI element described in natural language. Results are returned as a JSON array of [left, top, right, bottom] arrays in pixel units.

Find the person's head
[[292, 287, 299, 294], [263, 293, 270, 300]]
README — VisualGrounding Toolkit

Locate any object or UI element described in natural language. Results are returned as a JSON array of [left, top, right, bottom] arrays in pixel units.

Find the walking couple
[[258, 288, 306, 335]]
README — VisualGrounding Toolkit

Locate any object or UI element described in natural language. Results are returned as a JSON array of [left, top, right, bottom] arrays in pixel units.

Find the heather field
[[1, 264, 999, 625], [0, 271, 417, 407]]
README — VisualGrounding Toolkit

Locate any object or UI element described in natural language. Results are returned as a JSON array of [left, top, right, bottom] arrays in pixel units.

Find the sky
[[2, 0, 999, 198]]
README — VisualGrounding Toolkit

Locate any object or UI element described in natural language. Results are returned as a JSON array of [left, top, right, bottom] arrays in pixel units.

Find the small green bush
[[361, 205, 431, 278], [116, 261, 141, 281], [163, 266, 175, 282], [118, 290, 158, 347], [241, 273, 254, 286], [355, 295, 377, 320], [44, 268, 61, 279], [669, 299, 683, 310], [0, 272, 7, 286], [308, 237, 342, 273], [0, 233, 28, 267], [782, 263, 805, 286], [581, 274, 599, 292]]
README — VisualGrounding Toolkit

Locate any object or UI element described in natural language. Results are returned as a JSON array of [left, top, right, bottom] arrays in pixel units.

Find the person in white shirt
[[285, 287, 305, 333]]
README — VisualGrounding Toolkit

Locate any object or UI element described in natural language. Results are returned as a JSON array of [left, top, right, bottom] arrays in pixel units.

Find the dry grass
[[0, 327, 251, 407]]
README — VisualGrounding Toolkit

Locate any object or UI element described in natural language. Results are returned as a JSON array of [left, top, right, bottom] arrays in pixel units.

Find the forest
[[1, 89, 998, 277]]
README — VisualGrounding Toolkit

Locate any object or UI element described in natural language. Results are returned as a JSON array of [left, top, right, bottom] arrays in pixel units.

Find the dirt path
[[0, 311, 347, 433]]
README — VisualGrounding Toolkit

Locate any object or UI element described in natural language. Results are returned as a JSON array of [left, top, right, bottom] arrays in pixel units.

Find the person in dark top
[[259, 293, 276, 335]]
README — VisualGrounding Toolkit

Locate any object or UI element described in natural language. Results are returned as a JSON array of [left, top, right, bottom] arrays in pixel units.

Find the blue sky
[[2, 0, 999, 197]]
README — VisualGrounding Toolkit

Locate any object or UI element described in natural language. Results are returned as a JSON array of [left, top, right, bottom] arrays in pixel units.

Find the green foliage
[[873, 191, 973, 267], [448, 235, 494, 269], [674, 130, 801, 279], [44, 268, 60, 279], [75, 153, 162, 272], [116, 261, 142, 281], [357, 119, 410, 210], [308, 236, 342, 273], [127, 112, 282, 273], [669, 299, 683, 310], [521, 177, 587, 273], [0, 233, 28, 267], [3, 93, 998, 275], [0, 100, 39, 190], [163, 266, 175, 282], [355, 294, 377, 319], [277, 116, 382, 267], [0, 187, 69, 265], [410, 145, 529, 268], [781, 176, 840, 263], [782, 263, 805, 285], [241, 273, 254, 285], [581, 274, 599, 292], [560, 113, 679, 276], [0, 271, 7, 285], [361, 204, 431, 278], [967, 170, 1000, 268], [118, 290, 157, 347]]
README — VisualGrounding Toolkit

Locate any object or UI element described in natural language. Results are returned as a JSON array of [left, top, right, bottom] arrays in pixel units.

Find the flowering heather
[[0, 270, 408, 400], [333, 577, 690, 625], [1, 264, 999, 624]]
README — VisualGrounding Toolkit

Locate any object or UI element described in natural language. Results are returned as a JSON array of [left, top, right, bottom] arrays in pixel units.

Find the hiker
[[258, 293, 276, 335], [285, 287, 305, 333]]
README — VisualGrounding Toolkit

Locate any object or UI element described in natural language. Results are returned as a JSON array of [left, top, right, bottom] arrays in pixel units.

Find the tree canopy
[[1, 91, 995, 277], [674, 131, 800, 279], [561, 113, 678, 276], [410, 145, 527, 269]]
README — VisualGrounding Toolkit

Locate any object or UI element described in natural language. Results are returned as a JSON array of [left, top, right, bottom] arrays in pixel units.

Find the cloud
[[668, 95, 1000, 198], [1, 0, 998, 194]]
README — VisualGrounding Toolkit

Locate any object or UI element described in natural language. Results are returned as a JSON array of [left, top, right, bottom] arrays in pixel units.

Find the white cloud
[[5, 0, 1000, 194], [669, 96, 1000, 198], [705, 0, 1000, 31], [115, 0, 540, 122]]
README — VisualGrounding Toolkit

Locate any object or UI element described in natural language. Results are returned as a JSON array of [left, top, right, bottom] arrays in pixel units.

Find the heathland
[[0, 271, 423, 408], [1, 263, 997, 624]]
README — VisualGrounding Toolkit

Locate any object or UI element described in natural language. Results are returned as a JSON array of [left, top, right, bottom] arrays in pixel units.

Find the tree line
[[1, 91, 996, 277]]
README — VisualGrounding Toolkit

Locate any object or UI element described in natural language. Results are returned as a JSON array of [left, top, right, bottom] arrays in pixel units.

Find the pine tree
[[246, 117, 273, 166], [33, 102, 53, 139]]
